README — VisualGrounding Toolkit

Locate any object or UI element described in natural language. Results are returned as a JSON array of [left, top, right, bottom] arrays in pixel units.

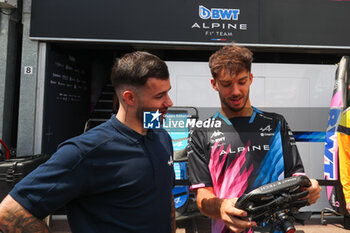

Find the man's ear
[[211, 78, 218, 91], [122, 90, 136, 106], [249, 73, 253, 85]]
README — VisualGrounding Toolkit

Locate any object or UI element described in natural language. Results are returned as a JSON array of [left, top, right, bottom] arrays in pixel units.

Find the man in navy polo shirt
[[0, 51, 175, 233]]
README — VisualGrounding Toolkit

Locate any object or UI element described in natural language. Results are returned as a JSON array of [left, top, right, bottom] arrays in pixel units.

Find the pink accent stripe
[[325, 91, 342, 200], [212, 219, 225, 233], [190, 183, 206, 191], [325, 145, 339, 200], [292, 173, 306, 176], [327, 186, 333, 200], [330, 91, 342, 107]]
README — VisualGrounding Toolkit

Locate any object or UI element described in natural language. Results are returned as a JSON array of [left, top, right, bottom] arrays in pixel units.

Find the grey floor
[[49, 214, 350, 233]]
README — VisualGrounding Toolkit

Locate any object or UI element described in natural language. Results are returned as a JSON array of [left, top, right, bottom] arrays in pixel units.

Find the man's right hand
[[196, 187, 256, 233], [220, 198, 257, 233]]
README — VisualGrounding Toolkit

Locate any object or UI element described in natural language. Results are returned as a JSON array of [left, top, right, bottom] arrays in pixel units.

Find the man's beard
[[136, 105, 167, 125], [219, 91, 249, 113], [136, 105, 145, 124]]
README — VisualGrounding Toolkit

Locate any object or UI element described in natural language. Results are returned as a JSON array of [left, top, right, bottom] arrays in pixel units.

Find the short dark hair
[[209, 44, 253, 79], [111, 51, 169, 91]]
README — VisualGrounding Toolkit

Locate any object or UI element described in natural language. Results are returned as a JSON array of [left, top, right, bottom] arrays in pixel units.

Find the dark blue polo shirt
[[10, 115, 175, 233]]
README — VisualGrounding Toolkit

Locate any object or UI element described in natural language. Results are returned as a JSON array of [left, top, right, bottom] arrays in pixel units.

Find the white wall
[[166, 61, 337, 211]]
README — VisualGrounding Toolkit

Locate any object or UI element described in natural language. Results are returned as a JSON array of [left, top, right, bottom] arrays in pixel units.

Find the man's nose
[[165, 94, 173, 107], [231, 84, 241, 96]]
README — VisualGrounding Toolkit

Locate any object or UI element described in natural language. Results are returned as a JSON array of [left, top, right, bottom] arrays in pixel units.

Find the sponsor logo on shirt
[[168, 155, 173, 166], [211, 130, 224, 138], [259, 125, 274, 137], [258, 114, 273, 121], [210, 130, 226, 143], [211, 144, 270, 154], [214, 137, 225, 143], [260, 125, 272, 132]]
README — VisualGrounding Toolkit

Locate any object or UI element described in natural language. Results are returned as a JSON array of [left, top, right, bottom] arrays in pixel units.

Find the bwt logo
[[143, 110, 161, 129], [199, 5, 240, 20], [324, 108, 341, 180]]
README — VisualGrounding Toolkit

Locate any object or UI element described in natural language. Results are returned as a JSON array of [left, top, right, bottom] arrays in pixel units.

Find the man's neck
[[116, 110, 147, 135], [220, 106, 254, 119]]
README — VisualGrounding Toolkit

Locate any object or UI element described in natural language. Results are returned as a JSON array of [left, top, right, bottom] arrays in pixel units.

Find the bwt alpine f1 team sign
[[190, 5, 257, 42], [30, 0, 350, 47], [30, 0, 259, 44]]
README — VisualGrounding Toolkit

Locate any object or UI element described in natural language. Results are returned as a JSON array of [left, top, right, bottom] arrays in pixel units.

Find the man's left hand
[[305, 178, 321, 205]]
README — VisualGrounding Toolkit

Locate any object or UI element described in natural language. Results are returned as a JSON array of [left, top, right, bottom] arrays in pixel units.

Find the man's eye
[[155, 95, 163, 99], [221, 83, 231, 87]]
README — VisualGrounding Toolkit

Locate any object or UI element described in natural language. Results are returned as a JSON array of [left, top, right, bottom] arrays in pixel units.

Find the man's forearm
[[199, 197, 224, 219], [0, 195, 50, 233], [196, 187, 223, 219], [0, 208, 50, 233]]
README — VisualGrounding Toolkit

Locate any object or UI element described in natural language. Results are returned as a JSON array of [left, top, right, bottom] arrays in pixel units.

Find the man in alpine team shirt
[[187, 44, 322, 233]]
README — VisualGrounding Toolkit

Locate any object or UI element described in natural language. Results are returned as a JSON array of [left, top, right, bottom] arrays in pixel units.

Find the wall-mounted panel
[[42, 45, 91, 154], [260, 0, 350, 47], [30, 0, 259, 45], [30, 0, 350, 48]]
